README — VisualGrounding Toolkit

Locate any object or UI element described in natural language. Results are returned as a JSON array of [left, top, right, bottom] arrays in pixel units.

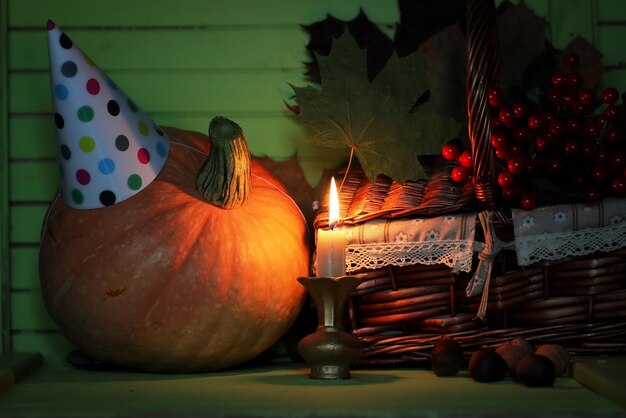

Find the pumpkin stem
[[196, 116, 251, 209]]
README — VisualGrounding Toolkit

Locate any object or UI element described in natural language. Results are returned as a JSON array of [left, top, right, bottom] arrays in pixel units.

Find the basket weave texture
[[313, 0, 626, 365]]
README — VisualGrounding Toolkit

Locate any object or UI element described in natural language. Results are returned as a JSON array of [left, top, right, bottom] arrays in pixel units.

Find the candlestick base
[[297, 276, 363, 380]]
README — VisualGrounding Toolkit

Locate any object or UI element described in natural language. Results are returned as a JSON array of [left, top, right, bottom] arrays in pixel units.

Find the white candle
[[316, 177, 346, 277]]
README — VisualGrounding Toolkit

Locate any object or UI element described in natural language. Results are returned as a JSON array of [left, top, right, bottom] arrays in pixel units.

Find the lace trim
[[346, 240, 477, 273], [515, 222, 626, 266]]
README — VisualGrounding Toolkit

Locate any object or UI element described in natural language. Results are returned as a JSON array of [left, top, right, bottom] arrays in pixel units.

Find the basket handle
[[466, 0, 500, 209]]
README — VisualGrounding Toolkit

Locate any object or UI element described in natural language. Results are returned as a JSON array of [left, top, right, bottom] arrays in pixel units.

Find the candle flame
[[329, 177, 340, 229]]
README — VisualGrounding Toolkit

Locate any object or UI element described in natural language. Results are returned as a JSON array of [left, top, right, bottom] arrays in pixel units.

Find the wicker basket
[[313, 0, 626, 366]]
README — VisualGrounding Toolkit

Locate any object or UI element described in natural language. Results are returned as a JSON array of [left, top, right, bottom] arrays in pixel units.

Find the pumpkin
[[39, 117, 310, 372]]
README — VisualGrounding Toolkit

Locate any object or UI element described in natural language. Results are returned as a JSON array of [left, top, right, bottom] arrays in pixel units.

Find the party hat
[[46, 20, 170, 209]]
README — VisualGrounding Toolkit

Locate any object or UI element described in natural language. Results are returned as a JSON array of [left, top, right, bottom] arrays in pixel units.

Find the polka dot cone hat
[[47, 20, 170, 209]]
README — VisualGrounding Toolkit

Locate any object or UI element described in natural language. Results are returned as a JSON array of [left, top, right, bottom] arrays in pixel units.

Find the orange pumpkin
[[39, 117, 310, 372]]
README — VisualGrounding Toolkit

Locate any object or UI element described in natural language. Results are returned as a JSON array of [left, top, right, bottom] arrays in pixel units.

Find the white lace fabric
[[340, 213, 478, 273], [512, 197, 626, 266]]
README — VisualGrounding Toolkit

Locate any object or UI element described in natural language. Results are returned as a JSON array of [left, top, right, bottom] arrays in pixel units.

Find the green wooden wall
[[1, 0, 625, 366]]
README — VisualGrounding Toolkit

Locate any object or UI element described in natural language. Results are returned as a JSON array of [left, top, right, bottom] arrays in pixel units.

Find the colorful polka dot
[[77, 106, 94, 122], [137, 148, 150, 164], [107, 100, 120, 116], [98, 158, 115, 175], [156, 142, 167, 158], [127, 174, 142, 190], [61, 61, 77, 77], [99, 190, 116, 206], [54, 113, 64, 129], [76, 169, 91, 185], [138, 121, 149, 136], [79, 136, 95, 152], [115, 135, 129, 151], [86, 78, 100, 95], [71, 189, 84, 205], [127, 98, 138, 112], [47, 20, 55, 30], [59, 33, 72, 49], [55, 84, 68, 100], [60, 144, 71, 160]]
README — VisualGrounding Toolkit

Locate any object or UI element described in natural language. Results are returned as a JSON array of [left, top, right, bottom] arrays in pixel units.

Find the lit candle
[[316, 177, 346, 277]]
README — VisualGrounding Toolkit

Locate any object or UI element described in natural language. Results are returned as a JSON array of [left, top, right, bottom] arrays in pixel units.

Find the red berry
[[603, 104, 618, 119], [563, 138, 581, 157], [535, 135, 549, 153], [512, 101, 529, 119], [583, 122, 600, 140], [519, 194, 537, 210], [491, 115, 504, 129], [543, 110, 557, 123], [488, 86, 504, 107], [578, 88, 595, 105], [490, 130, 509, 149], [582, 142, 596, 159], [508, 156, 527, 174], [495, 147, 510, 160], [596, 146, 610, 164], [566, 72, 583, 89], [548, 120, 565, 137], [571, 171, 586, 187], [458, 151, 473, 168], [566, 117, 582, 133], [500, 187, 516, 203], [606, 128, 622, 144], [497, 170, 516, 188], [442, 142, 461, 160], [508, 143, 526, 157], [585, 187, 602, 201], [499, 107, 515, 127], [611, 152, 626, 170], [613, 177, 626, 195], [546, 158, 564, 174], [527, 114, 543, 131], [513, 126, 530, 142], [546, 89, 562, 106], [551, 72, 566, 89], [451, 166, 469, 183], [597, 115, 609, 127], [602, 87, 619, 104], [561, 92, 576, 108], [563, 52, 580, 69], [589, 166, 609, 184]]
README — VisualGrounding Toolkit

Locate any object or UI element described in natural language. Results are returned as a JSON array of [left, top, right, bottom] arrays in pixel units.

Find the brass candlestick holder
[[297, 276, 363, 379]]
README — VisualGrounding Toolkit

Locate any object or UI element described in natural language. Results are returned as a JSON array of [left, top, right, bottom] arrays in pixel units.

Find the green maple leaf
[[292, 31, 461, 183]]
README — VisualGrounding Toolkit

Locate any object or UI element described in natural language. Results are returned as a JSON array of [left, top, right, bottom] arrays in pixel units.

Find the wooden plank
[[9, 247, 40, 291], [597, 0, 626, 22], [10, 291, 57, 331], [11, 332, 74, 367], [0, 352, 43, 394], [9, 71, 308, 114], [9, 162, 58, 202], [548, 0, 596, 49], [9, 28, 308, 71], [1, 0, 10, 352], [9, 205, 48, 244], [571, 357, 626, 410], [8, 0, 398, 27], [596, 26, 626, 67], [0, 365, 622, 417]]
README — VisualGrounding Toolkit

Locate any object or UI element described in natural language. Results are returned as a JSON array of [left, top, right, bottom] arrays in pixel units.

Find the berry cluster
[[442, 52, 624, 210]]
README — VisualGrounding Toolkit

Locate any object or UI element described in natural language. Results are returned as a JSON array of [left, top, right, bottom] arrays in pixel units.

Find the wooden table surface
[[1, 353, 625, 418]]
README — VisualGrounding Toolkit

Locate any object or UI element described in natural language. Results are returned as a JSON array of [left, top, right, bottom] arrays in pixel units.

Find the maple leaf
[[291, 31, 462, 183]]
